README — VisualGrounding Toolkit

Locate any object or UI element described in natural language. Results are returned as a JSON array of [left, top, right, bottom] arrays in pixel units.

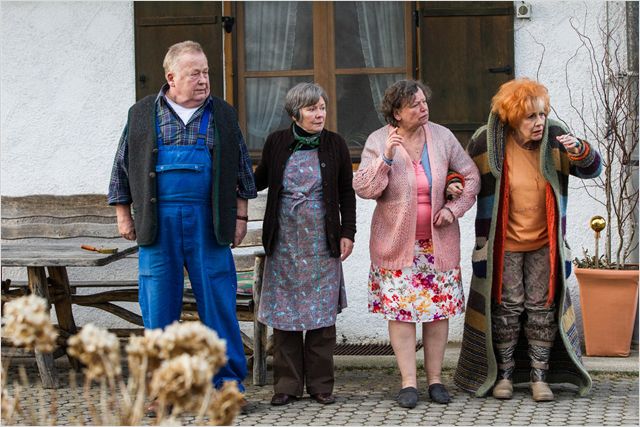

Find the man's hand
[[115, 204, 136, 241], [232, 219, 247, 248], [433, 207, 455, 228], [340, 237, 354, 261]]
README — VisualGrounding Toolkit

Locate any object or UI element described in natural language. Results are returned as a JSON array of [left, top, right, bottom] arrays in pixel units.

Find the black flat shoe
[[270, 393, 297, 406], [311, 392, 336, 404], [428, 383, 451, 404], [397, 386, 418, 408]]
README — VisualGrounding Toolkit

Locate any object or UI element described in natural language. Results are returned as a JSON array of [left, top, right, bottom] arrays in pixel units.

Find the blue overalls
[[138, 106, 247, 391]]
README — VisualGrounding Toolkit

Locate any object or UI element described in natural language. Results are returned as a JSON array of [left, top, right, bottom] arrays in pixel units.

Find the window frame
[[230, 1, 416, 162]]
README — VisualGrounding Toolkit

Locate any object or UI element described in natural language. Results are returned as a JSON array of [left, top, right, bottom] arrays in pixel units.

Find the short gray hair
[[163, 40, 205, 74], [284, 83, 328, 121]]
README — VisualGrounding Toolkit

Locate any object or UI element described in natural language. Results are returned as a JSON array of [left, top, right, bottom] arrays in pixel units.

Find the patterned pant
[[492, 245, 558, 347]]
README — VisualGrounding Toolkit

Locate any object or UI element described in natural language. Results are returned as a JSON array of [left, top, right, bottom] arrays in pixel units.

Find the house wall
[[0, 1, 135, 196], [1, 1, 619, 345]]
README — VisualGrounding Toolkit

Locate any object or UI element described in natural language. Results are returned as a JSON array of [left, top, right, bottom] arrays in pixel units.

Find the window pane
[[245, 76, 312, 150], [244, 1, 313, 71], [336, 73, 404, 150], [334, 1, 405, 69]]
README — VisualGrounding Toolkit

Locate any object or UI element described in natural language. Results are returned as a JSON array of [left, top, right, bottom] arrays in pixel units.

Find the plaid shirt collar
[[156, 83, 213, 115]]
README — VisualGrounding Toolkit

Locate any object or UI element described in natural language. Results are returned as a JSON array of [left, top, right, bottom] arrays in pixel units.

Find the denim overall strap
[[155, 105, 211, 148]]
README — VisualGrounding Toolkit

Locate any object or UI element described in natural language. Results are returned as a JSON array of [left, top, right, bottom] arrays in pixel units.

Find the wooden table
[[1, 243, 138, 388]]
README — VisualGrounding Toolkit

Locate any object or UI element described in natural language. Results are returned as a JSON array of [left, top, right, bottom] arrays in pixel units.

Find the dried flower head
[[207, 381, 243, 426], [149, 354, 212, 413], [125, 328, 163, 379], [157, 321, 227, 370], [67, 324, 121, 380], [1, 295, 58, 352]]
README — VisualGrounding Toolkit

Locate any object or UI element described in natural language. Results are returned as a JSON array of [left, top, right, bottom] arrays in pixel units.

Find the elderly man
[[108, 40, 256, 395]]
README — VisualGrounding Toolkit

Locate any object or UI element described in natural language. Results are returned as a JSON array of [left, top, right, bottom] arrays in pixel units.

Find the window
[[235, 1, 414, 160]]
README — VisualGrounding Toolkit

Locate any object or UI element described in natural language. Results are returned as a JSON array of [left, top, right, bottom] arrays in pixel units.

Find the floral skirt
[[368, 239, 465, 323]]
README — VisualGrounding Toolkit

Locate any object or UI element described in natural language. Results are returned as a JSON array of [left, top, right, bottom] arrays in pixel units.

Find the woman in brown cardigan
[[254, 83, 356, 406]]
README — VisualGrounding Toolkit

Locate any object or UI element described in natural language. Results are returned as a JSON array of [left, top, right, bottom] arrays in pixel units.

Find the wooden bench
[[1, 194, 268, 386]]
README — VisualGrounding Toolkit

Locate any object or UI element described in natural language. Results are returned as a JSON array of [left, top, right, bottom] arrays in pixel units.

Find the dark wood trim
[[326, 1, 337, 132], [236, 2, 248, 136], [405, 3, 415, 78], [436, 122, 485, 131], [224, 1, 235, 104], [334, 67, 408, 75], [421, 2, 513, 17], [138, 16, 219, 26], [244, 70, 315, 78]]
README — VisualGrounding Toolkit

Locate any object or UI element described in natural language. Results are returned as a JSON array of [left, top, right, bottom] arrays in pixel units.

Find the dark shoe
[[311, 393, 336, 405], [239, 397, 250, 414], [428, 383, 451, 404], [145, 400, 172, 418], [397, 387, 418, 408], [270, 393, 297, 406]]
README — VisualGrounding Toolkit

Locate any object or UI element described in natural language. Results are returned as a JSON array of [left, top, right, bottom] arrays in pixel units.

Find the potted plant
[[565, 7, 639, 357]]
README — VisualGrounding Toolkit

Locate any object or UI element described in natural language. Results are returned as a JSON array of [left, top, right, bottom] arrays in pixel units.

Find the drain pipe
[[625, 1, 639, 349]]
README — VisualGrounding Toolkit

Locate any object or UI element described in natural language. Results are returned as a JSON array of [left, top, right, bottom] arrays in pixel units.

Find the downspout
[[625, 1, 639, 348]]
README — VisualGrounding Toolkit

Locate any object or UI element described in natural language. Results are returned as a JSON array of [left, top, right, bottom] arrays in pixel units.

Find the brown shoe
[[270, 393, 297, 406], [492, 379, 513, 399], [530, 381, 554, 401], [311, 393, 336, 405]]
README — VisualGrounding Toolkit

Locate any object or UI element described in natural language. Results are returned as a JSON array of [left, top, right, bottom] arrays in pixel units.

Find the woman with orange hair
[[454, 78, 601, 401]]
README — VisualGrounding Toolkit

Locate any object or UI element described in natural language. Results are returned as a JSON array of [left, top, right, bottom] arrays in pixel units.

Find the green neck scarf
[[292, 123, 321, 152]]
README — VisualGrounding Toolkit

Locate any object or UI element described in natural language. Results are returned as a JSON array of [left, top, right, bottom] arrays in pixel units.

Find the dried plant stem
[[196, 386, 215, 425], [68, 370, 85, 426], [84, 378, 99, 426], [128, 356, 149, 426], [17, 365, 38, 425]]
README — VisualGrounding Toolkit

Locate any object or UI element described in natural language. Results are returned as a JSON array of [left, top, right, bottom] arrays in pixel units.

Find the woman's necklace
[[400, 127, 426, 161]]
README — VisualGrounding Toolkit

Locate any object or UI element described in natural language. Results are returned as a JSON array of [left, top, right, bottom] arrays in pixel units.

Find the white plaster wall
[[1, 1, 618, 345], [0, 1, 135, 196], [338, 1, 619, 344]]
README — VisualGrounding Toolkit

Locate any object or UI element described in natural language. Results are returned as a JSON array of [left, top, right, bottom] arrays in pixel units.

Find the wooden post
[[27, 266, 59, 389], [47, 266, 80, 370], [252, 254, 268, 386]]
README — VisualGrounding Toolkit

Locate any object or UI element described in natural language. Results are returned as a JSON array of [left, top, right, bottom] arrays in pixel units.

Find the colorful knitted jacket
[[453, 112, 602, 397]]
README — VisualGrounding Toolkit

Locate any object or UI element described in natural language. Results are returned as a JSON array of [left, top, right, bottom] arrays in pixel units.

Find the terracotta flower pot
[[575, 267, 639, 357]]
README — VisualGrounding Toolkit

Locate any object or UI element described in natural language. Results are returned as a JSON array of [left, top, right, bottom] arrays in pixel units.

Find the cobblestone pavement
[[2, 359, 638, 426]]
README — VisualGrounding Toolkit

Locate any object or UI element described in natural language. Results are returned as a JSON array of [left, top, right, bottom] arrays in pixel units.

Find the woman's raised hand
[[556, 133, 582, 155], [383, 127, 404, 160]]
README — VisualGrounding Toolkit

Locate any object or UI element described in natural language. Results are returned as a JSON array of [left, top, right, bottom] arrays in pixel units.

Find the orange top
[[504, 136, 549, 252]]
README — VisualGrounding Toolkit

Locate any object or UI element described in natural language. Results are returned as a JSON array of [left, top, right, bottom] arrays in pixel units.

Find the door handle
[[488, 65, 512, 75], [139, 74, 147, 88]]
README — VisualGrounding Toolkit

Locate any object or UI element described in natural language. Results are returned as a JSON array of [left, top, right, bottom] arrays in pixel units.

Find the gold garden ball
[[590, 216, 606, 232]]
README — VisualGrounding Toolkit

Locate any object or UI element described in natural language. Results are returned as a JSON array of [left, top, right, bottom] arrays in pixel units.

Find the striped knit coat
[[453, 113, 602, 397]]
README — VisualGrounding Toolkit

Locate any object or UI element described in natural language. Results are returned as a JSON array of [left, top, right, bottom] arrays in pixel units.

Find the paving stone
[[2, 362, 638, 426]]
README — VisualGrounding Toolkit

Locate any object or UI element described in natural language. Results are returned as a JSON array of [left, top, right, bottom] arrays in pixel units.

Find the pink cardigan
[[353, 123, 480, 271]]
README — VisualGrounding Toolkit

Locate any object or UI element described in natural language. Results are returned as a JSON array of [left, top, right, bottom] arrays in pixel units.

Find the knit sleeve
[[549, 119, 602, 179], [353, 129, 391, 200], [442, 132, 480, 218], [568, 140, 602, 179]]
